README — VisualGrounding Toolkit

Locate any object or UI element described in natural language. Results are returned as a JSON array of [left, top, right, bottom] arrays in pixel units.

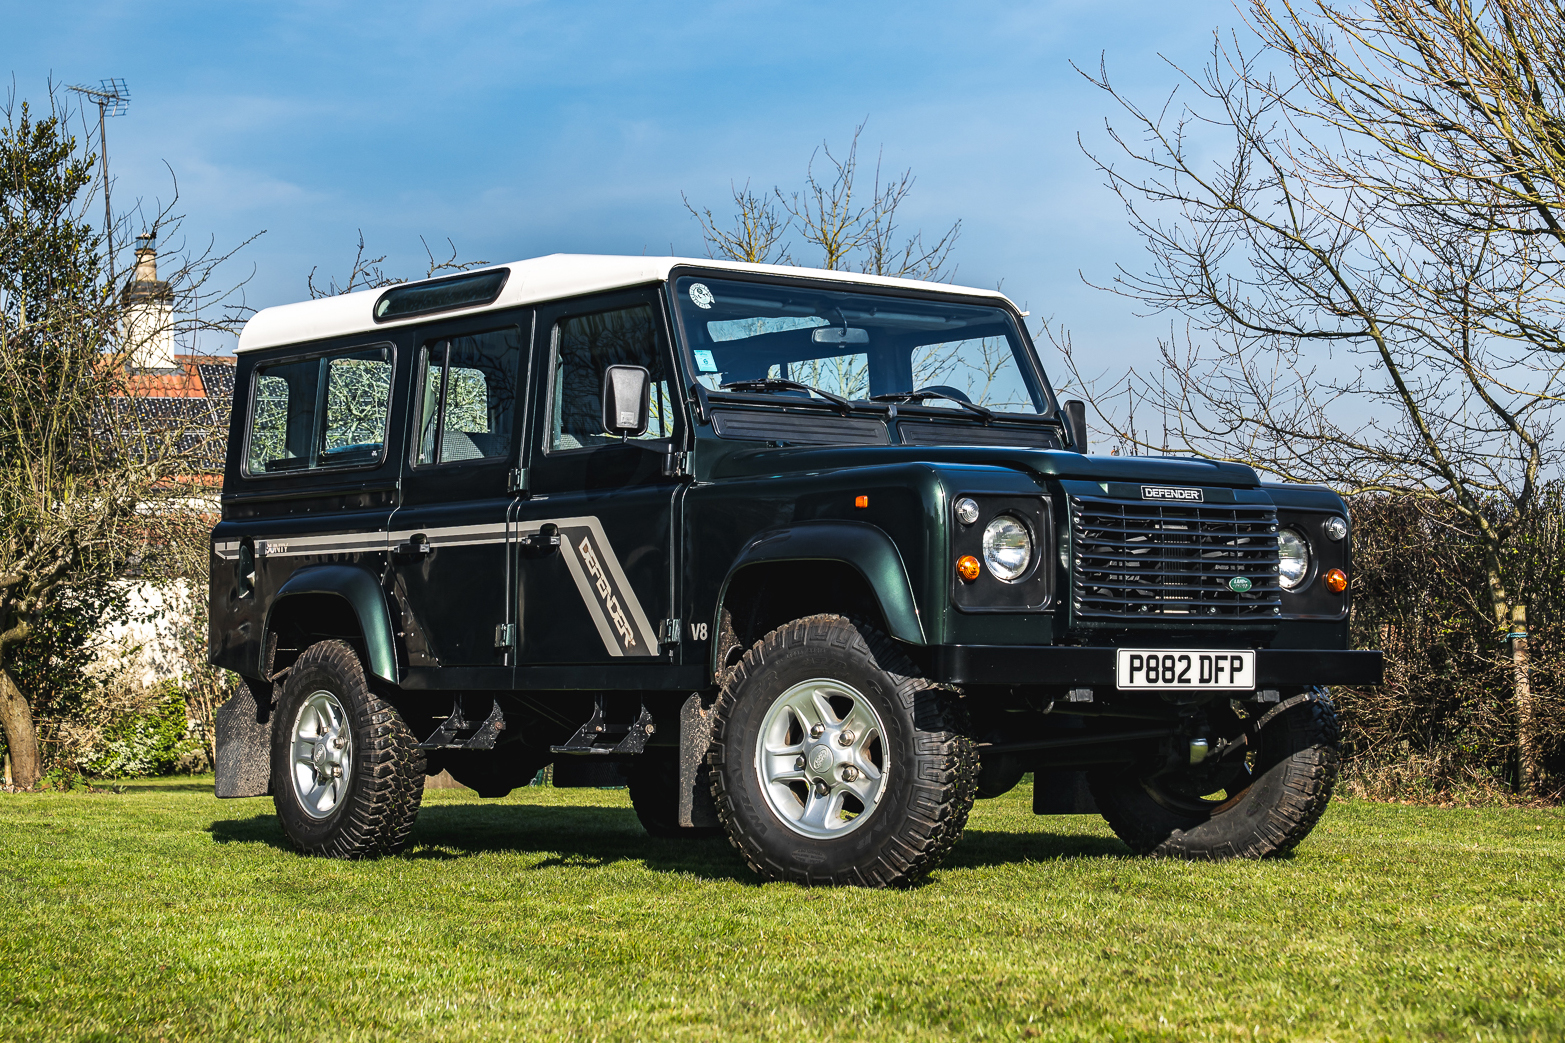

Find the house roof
[[235, 253, 1021, 354]]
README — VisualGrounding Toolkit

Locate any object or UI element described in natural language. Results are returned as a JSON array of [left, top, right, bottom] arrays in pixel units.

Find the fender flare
[[712, 520, 925, 674], [263, 565, 400, 683]]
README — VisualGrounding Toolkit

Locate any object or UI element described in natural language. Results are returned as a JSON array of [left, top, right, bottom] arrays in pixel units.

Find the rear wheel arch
[[263, 566, 399, 683]]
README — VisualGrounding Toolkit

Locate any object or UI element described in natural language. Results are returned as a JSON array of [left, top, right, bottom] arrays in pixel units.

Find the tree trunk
[[0, 668, 40, 789], [1508, 604, 1541, 797]]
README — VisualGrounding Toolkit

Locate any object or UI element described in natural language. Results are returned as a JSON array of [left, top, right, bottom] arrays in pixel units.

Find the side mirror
[[601, 364, 651, 437], [1063, 399, 1088, 453]]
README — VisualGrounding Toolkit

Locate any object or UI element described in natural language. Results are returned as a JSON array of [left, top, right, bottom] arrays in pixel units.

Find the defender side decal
[[545, 517, 659, 657]]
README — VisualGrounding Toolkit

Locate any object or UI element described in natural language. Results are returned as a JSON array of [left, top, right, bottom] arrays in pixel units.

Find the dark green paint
[[266, 565, 400, 683]]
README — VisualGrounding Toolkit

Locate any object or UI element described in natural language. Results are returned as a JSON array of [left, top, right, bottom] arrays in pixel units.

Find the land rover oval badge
[[1228, 576, 1253, 592]]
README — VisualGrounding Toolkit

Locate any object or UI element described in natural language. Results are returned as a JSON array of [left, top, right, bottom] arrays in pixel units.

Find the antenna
[[67, 78, 131, 286], [1161, 367, 1168, 456]]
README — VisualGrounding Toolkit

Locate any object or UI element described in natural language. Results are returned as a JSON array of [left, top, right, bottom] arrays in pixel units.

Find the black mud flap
[[215, 678, 275, 798], [678, 693, 720, 829], [1033, 769, 1100, 815]]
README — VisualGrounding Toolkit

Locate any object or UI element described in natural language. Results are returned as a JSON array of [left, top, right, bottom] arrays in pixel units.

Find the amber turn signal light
[[854, 495, 869, 508], [1324, 568, 1348, 594], [956, 555, 981, 582]]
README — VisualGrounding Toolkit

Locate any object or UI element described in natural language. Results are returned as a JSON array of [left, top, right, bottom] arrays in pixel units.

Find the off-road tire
[[1089, 689, 1340, 860], [271, 640, 425, 858], [708, 614, 977, 887], [628, 749, 724, 839]]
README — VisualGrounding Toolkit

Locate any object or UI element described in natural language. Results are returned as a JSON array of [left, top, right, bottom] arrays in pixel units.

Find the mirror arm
[[688, 380, 711, 423]]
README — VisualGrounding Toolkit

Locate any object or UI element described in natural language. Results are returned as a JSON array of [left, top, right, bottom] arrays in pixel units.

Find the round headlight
[[982, 515, 1033, 582], [1278, 528, 1311, 590], [954, 497, 980, 526], [1323, 515, 1348, 542]]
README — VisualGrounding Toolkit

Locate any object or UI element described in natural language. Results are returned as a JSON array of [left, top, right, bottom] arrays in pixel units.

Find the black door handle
[[395, 533, 432, 558], [522, 523, 560, 553]]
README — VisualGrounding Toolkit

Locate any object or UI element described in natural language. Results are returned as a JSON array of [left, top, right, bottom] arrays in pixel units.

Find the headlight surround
[[1278, 528, 1311, 590], [982, 514, 1033, 582]]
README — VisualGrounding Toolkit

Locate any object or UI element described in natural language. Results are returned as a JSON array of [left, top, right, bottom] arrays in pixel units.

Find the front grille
[[1070, 496, 1281, 620]]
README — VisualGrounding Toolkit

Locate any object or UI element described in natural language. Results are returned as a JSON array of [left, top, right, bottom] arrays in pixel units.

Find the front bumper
[[929, 645, 1383, 688]]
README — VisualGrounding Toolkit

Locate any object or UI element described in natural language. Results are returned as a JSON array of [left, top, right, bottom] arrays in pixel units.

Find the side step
[[417, 699, 506, 751], [551, 696, 655, 756]]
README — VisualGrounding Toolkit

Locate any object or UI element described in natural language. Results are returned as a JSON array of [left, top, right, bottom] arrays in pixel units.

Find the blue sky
[[5, 1, 1241, 368]]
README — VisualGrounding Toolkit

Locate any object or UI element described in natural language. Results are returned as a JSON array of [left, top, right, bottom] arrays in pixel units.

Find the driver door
[[512, 288, 683, 674]]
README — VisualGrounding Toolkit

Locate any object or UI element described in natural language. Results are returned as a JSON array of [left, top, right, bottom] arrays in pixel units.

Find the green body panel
[[718, 520, 926, 646], [265, 565, 400, 683]]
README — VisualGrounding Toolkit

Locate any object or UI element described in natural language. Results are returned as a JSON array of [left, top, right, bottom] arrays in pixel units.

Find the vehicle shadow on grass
[[208, 803, 1130, 883]]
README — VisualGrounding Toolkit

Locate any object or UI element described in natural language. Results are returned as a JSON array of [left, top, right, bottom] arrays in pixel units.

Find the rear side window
[[245, 346, 393, 475], [415, 328, 522, 466]]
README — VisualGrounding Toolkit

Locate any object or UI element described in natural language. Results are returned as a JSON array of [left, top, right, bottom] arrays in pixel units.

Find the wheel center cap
[[808, 744, 835, 774], [312, 741, 331, 770]]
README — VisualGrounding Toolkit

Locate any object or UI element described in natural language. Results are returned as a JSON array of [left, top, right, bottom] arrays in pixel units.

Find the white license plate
[[1116, 649, 1256, 690]]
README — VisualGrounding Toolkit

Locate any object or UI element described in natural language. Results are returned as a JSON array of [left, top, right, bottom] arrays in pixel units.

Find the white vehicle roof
[[235, 253, 1020, 354]]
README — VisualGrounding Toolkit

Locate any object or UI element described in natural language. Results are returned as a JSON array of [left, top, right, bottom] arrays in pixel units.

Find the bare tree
[[685, 121, 961, 281], [308, 230, 487, 299], [1055, 1, 1565, 793], [682, 181, 792, 266], [0, 84, 251, 787]]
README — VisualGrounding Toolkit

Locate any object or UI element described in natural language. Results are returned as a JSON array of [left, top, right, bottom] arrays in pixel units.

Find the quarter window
[[550, 305, 673, 451], [245, 346, 392, 475], [415, 329, 523, 465]]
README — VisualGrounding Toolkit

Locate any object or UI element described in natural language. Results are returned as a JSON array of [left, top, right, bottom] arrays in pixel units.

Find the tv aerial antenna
[[67, 79, 131, 286]]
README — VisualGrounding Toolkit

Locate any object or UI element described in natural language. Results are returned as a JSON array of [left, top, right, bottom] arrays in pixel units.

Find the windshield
[[671, 276, 1051, 416]]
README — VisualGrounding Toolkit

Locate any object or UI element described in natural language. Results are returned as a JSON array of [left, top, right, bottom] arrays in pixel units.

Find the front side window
[[550, 305, 673, 451], [672, 276, 1047, 414], [245, 346, 392, 475], [415, 328, 522, 465]]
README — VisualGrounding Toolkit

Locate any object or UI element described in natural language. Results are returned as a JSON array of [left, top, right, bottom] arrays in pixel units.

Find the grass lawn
[[1, 778, 1561, 1042]]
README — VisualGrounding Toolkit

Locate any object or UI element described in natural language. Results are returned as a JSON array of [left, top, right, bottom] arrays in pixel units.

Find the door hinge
[[658, 618, 682, 646], [508, 466, 529, 493], [494, 623, 517, 648], [661, 451, 689, 479]]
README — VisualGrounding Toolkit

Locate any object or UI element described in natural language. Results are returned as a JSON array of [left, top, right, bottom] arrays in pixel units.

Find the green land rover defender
[[209, 255, 1381, 886]]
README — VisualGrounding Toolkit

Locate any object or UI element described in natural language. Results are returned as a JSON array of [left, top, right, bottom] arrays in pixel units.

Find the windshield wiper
[[719, 378, 854, 413], [870, 389, 996, 423]]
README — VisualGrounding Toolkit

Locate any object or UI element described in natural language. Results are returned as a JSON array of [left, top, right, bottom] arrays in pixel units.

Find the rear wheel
[[708, 614, 976, 887], [271, 640, 425, 858], [1089, 689, 1340, 859]]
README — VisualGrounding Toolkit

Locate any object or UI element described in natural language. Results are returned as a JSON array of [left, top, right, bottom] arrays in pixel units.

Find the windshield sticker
[[693, 349, 718, 372], [688, 282, 715, 309]]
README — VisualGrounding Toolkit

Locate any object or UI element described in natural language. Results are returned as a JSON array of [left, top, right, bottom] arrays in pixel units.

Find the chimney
[[121, 232, 176, 371]]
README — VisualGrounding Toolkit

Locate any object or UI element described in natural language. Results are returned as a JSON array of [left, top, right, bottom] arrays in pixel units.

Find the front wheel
[[271, 640, 425, 858], [708, 615, 976, 887], [1090, 689, 1340, 860]]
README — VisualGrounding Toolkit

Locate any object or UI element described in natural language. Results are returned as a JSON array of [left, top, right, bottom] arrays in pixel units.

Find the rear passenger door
[[513, 290, 682, 671], [388, 320, 527, 674]]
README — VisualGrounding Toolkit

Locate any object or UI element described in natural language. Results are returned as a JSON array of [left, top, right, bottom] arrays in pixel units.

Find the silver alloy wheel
[[755, 677, 888, 839], [290, 690, 354, 820]]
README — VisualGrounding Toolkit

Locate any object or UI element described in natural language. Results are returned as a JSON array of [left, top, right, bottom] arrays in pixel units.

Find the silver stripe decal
[[226, 515, 658, 659]]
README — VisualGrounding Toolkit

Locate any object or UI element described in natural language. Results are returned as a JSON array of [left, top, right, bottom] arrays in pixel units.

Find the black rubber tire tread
[[271, 640, 425, 859], [1089, 690, 1340, 860], [708, 614, 976, 887], [628, 749, 724, 839]]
